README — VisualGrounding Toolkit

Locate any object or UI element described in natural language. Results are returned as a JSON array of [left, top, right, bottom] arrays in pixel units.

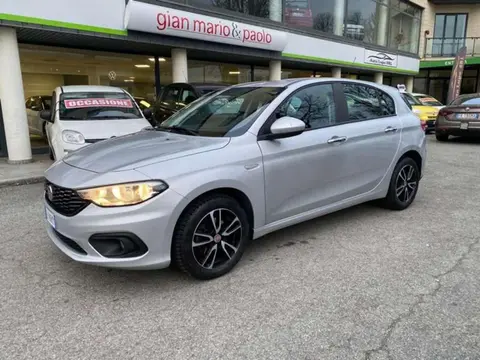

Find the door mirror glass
[[40, 110, 53, 122], [268, 116, 306, 139]]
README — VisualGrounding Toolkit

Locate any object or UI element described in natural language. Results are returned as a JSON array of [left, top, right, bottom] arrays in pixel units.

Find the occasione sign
[[124, 0, 288, 51]]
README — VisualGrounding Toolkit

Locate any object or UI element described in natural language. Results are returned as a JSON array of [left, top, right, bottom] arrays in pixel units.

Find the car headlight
[[77, 181, 168, 207], [62, 130, 85, 144]]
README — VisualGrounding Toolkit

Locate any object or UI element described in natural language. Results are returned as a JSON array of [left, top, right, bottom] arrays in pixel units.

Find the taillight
[[420, 120, 427, 131], [438, 108, 453, 118]]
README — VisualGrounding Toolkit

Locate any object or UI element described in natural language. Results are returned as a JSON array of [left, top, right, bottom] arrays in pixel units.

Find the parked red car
[[284, 0, 313, 28]]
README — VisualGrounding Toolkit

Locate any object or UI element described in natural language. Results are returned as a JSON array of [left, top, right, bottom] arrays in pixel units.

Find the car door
[[155, 84, 182, 123], [45, 91, 57, 151], [258, 82, 350, 224], [327, 82, 401, 200], [25, 97, 35, 133]]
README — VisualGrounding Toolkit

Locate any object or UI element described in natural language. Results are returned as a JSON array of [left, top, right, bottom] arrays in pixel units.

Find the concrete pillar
[[374, 72, 384, 84], [0, 27, 32, 163], [171, 48, 188, 83], [332, 67, 341, 78], [269, 60, 281, 81], [269, 0, 282, 22], [406, 76, 414, 92], [334, 0, 346, 36], [376, 0, 389, 46]]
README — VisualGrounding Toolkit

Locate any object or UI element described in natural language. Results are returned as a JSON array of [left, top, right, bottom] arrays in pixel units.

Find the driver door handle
[[384, 126, 398, 133], [327, 136, 347, 144]]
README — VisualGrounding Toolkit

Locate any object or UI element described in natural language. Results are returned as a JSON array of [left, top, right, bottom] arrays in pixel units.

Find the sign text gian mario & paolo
[[124, 0, 288, 51]]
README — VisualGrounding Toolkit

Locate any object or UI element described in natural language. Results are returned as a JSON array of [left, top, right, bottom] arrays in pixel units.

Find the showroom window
[[281, 69, 313, 78], [388, 0, 422, 53], [188, 60, 252, 84], [189, 0, 283, 22]]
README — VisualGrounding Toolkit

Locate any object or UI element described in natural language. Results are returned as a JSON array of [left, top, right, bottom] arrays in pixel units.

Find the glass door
[[432, 14, 467, 57]]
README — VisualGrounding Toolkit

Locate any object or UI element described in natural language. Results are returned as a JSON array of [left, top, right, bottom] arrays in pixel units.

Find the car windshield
[[401, 93, 423, 106], [451, 95, 480, 106], [59, 92, 142, 120], [414, 95, 443, 107], [159, 86, 284, 137]]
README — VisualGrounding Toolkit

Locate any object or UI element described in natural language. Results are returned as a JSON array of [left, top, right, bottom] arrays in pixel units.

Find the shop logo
[[156, 11, 273, 45], [364, 50, 397, 67]]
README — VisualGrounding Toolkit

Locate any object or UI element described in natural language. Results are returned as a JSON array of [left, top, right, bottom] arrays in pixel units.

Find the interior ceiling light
[[229, 71, 241, 75], [149, 57, 166, 62], [135, 64, 150, 68]]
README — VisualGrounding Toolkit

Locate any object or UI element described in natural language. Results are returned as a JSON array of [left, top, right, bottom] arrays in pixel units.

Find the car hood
[[59, 118, 150, 140], [62, 130, 230, 173]]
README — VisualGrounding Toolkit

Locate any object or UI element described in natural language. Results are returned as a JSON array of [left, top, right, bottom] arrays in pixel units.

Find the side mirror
[[262, 116, 306, 140], [143, 108, 153, 119], [40, 110, 53, 122]]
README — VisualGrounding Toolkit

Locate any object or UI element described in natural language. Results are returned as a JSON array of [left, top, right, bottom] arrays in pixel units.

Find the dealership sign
[[364, 50, 398, 68], [124, 0, 288, 51]]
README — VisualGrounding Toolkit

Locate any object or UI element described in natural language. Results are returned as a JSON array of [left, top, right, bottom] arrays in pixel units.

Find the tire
[[436, 133, 449, 142], [380, 157, 420, 211], [172, 194, 251, 280]]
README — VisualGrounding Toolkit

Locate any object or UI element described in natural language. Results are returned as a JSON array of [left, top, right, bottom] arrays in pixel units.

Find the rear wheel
[[436, 133, 449, 142], [380, 157, 420, 210], [172, 194, 251, 280]]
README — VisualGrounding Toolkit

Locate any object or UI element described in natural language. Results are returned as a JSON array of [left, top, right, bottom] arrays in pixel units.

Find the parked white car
[[40, 86, 152, 160], [25, 95, 52, 138]]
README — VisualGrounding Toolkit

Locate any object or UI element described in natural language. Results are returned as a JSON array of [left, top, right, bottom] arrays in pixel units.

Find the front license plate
[[45, 207, 56, 229], [292, 12, 304, 16], [456, 113, 478, 120], [460, 122, 469, 130]]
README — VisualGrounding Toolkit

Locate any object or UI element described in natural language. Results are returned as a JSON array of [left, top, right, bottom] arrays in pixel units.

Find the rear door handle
[[327, 136, 347, 144], [384, 126, 398, 133]]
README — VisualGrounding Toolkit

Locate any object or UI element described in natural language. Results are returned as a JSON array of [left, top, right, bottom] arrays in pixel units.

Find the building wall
[[412, 0, 480, 58]]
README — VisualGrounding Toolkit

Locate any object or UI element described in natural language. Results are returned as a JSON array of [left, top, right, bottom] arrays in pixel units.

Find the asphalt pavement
[[1, 135, 479, 360]]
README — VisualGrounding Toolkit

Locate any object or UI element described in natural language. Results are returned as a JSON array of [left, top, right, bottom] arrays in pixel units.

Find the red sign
[[64, 98, 133, 109]]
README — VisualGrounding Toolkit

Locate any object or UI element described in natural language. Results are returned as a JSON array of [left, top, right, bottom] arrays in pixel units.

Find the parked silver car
[[44, 78, 427, 280]]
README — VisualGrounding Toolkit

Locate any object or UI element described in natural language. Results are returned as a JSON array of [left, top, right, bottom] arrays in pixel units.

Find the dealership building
[[0, 0, 422, 163]]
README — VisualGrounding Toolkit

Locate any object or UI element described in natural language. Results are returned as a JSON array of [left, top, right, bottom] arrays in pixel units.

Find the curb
[[0, 176, 45, 189]]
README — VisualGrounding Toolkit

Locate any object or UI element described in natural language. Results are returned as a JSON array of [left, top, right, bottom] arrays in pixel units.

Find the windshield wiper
[[61, 116, 85, 120], [157, 125, 199, 136], [91, 116, 134, 119]]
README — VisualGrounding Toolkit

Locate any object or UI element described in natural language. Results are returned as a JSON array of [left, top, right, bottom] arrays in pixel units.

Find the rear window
[[286, 1, 309, 8], [451, 95, 480, 106], [415, 96, 443, 107], [59, 92, 142, 120], [401, 93, 422, 106]]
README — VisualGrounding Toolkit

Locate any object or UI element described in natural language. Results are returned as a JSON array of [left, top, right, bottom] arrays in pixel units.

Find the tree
[[314, 13, 334, 34]]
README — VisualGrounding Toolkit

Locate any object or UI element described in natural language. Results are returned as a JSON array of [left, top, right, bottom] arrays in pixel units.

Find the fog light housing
[[89, 233, 148, 258]]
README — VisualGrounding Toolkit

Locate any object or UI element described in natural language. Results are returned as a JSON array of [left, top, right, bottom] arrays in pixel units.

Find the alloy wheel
[[192, 208, 242, 269], [395, 164, 418, 203]]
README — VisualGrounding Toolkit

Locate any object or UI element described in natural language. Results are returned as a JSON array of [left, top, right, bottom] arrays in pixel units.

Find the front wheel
[[380, 157, 420, 210], [172, 194, 251, 280]]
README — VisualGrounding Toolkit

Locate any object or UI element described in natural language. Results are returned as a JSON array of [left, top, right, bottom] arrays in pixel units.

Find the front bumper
[[44, 188, 184, 270]]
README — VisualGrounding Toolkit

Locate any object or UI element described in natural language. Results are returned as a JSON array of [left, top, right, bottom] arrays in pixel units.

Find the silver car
[[44, 78, 427, 280]]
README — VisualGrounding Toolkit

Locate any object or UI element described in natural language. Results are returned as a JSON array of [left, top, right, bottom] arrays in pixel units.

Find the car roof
[[60, 85, 125, 93]]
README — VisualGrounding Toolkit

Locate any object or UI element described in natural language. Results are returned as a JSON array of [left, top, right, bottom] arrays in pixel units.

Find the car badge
[[46, 185, 54, 201], [466, 107, 470, 112]]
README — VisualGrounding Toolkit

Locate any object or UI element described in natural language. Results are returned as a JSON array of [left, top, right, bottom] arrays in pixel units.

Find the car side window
[[33, 97, 43, 111], [275, 84, 336, 130], [342, 83, 395, 122], [162, 87, 180, 103], [50, 92, 56, 122]]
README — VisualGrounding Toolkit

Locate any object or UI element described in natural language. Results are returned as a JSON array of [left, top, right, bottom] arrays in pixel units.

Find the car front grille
[[44, 180, 90, 217]]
